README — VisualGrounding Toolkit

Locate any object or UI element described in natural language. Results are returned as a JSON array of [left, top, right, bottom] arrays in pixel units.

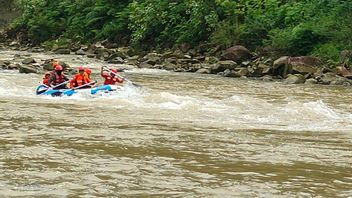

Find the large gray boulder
[[289, 56, 321, 75], [22, 58, 36, 64], [142, 53, 162, 65], [19, 64, 38, 74], [222, 45, 252, 63]]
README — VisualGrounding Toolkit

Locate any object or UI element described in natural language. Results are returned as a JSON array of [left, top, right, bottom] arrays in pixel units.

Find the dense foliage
[[11, 0, 352, 60]]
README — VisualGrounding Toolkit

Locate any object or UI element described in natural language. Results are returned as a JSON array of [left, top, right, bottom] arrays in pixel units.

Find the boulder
[[55, 48, 71, 54], [284, 74, 306, 84], [336, 66, 352, 79], [205, 56, 219, 64], [109, 51, 128, 59], [196, 68, 210, 74], [222, 45, 252, 63], [292, 65, 318, 75], [179, 43, 191, 53], [164, 63, 177, 71], [194, 56, 206, 61], [330, 76, 351, 86], [248, 63, 271, 77], [138, 62, 153, 69], [29, 47, 45, 53], [305, 78, 318, 84], [42, 59, 70, 71], [289, 56, 321, 75], [7, 63, 20, 70], [177, 59, 200, 64], [125, 55, 140, 65], [318, 72, 336, 85], [75, 49, 86, 55], [143, 53, 162, 65], [0, 60, 10, 69], [87, 54, 95, 58], [95, 48, 110, 60], [22, 58, 36, 64], [223, 68, 248, 78], [9, 41, 19, 47], [273, 56, 291, 78], [19, 64, 37, 74], [107, 57, 124, 64], [210, 60, 237, 74], [261, 75, 273, 82]]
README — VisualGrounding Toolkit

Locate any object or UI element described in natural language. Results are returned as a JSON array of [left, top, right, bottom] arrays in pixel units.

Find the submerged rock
[[284, 74, 306, 84]]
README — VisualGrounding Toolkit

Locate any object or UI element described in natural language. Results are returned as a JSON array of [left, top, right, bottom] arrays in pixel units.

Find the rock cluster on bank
[[1, 35, 352, 86]]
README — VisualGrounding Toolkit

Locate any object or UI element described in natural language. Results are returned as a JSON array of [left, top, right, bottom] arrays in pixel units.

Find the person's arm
[[116, 77, 124, 83], [48, 74, 55, 86], [101, 71, 109, 77], [70, 75, 76, 88]]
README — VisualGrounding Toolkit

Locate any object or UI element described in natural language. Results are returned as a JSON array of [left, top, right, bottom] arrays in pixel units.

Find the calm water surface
[[0, 50, 351, 197]]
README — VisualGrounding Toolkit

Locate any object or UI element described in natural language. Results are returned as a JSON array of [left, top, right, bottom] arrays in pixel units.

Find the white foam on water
[[1, 69, 352, 133]]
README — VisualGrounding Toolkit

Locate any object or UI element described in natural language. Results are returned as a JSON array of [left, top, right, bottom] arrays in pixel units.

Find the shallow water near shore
[[0, 49, 352, 197]]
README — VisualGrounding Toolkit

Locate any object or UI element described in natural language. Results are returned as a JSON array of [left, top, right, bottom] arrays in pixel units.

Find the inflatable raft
[[36, 84, 122, 97]]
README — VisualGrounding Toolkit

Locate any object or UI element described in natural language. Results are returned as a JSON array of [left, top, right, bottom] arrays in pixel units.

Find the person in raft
[[101, 66, 124, 85], [47, 65, 69, 89], [70, 66, 93, 89], [42, 58, 61, 86]]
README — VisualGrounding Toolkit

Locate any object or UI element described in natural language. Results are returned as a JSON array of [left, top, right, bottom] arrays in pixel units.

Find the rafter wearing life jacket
[[48, 65, 69, 89], [101, 67, 124, 85], [70, 66, 92, 88]]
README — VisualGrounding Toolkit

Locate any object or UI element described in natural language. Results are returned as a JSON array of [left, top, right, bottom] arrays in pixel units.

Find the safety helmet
[[55, 65, 63, 71], [78, 66, 85, 71], [111, 69, 117, 73], [85, 68, 92, 75]]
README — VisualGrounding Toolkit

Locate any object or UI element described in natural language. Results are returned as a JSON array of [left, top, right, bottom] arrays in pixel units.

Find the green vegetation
[[10, 0, 352, 61]]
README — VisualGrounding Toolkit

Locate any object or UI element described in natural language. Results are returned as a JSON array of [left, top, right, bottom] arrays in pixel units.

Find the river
[[0, 49, 351, 197]]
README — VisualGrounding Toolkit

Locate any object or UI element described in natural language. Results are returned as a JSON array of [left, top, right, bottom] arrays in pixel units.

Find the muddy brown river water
[[0, 49, 351, 197]]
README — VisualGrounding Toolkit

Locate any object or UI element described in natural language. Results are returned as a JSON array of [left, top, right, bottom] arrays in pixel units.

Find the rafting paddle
[[36, 80, 71, 95], [63, 81, 97, 96]]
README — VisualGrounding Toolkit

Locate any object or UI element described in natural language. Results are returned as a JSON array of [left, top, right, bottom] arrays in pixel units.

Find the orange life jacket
[[70, 73, 91, 88]]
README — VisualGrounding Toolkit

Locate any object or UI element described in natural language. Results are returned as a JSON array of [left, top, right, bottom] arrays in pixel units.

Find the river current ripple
[[0, 50, 351, 197]]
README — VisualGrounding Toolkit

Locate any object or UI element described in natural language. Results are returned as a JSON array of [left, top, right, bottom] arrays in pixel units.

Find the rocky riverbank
[[1, 35, 352, 86]]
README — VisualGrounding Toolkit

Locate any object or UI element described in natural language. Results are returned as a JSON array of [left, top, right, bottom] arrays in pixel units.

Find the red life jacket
[[103, 74, 123, 85], [52, 72, 66, 85], [42, 73, 50, 86]]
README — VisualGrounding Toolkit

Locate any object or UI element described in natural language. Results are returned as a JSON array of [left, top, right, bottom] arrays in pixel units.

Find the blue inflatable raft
[[36, 84, 121, 96]]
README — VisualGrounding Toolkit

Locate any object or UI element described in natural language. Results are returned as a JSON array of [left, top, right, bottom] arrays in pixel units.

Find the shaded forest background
[[5, 0, 352, 62]]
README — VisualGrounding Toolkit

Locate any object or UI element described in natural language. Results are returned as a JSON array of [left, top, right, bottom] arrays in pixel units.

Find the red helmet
[[111, 69, 117, 73], [78, 66, 85, 71], [55, 65, 63, 71], [85, 68, 92, 75]]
